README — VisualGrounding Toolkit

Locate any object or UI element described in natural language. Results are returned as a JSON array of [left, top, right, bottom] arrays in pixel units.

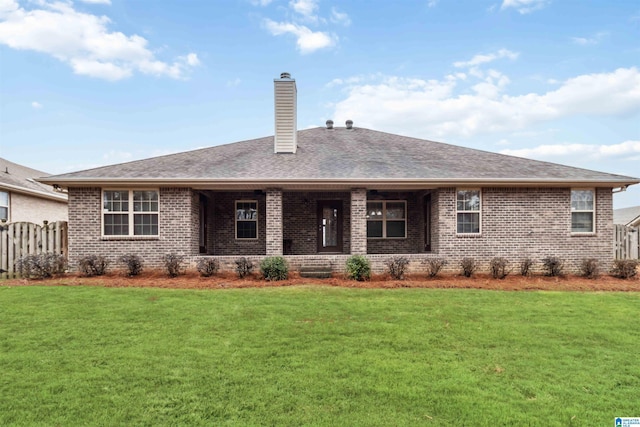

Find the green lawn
[[1, 286, 638, 426]]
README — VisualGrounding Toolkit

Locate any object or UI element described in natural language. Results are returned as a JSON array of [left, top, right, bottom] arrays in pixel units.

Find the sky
[[0, 0, 639, 208]]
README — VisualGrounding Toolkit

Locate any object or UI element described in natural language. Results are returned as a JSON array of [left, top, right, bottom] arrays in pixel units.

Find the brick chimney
[[274, 72, 297, 154]]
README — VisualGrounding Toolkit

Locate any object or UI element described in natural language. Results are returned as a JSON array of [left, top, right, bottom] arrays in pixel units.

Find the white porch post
[[350, 188, 367, 255], [266, 188, 283, 256]]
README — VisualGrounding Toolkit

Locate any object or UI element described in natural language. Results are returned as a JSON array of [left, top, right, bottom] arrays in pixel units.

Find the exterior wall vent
[[326, 120, 334, 129], [346, 120, 353, 129], [274, 72, 297, 154]]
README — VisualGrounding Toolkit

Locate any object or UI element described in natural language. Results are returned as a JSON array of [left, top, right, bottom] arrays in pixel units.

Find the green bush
[[260, 256, 289, 281], [346, 255, 371, 281]]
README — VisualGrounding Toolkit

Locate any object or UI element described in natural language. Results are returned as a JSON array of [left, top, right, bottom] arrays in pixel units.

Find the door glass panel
[[322, 207, 338, 247]]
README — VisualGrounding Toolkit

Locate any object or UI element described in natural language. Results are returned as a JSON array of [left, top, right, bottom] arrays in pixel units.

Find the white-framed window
[[0, 191, 8, 222], [236, 200, 258, 239], [366, 201, 407, 239], [571, 189, 595, 233], [102, 190, 159, 237], [457, 189, 481, 234]]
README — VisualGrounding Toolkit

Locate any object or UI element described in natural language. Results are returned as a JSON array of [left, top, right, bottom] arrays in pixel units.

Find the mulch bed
[[2, 270, 639, 291]]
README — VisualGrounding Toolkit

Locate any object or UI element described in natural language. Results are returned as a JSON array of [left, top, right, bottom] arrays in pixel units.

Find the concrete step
[[299, 265, 333, 279]]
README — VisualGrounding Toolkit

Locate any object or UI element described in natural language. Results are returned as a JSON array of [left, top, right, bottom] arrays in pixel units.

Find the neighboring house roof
[[614, 206, 640, 227], [39, 127, 640, 190], [0, 157, 68, 202]]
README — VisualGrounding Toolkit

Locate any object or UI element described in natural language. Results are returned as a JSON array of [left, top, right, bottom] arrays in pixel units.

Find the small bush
[[460, 257, 477, 278], [385, 256, 410, 280], [235, 257, 254, 279], [346, 255, 371, 281], [162, 253, 185, 278], [424, 258, 447, 278], [77, 255, 108, 277], [119, 254, 143, 277], [520, 258, 534, 277], [541, 256, 564, 277], [196, 258, 219, 277], [610, 259, 639, 279], [16, 253, 67, 279], [490, 257, 511, 280], [260, 256, 289, 281], [579, 258, 600, 279]]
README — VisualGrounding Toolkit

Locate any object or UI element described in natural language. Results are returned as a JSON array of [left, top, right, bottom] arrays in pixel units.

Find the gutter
[[0, 182, 69, 202]]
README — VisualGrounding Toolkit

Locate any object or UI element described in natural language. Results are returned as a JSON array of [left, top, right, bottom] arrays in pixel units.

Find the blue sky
[[1, 0, 639, 207]]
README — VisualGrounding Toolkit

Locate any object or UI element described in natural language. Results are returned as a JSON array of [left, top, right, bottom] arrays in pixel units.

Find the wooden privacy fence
[[614, 224, 639, 260], [0, 221, 68, 279]]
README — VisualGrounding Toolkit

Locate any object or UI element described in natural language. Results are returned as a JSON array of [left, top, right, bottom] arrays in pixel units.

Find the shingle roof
[[0, 157, 68, 201], [613, 206, 640, 226], [40, 127, 639, 188]]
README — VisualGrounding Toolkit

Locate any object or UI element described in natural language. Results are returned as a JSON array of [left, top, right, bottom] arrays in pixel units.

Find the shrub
[[196, 258, 219, 277], [541, 256, 564, 277], [346, 255, 371, 281], [610, 259, 639, 279], [162, 253, 186, 278], [385, 256, 410, 280], [520, 258, 534, 277], [235, 257, 254, 279], [579, 258, 600, 279], [119, 254, 143, 277], [460, 257, 477, 278], [77, 255, 108, 277], [16, 253, 67, 279], [260, 256, 289, 281], [424, 258, 447, 278], [490, 257, 511, 280]]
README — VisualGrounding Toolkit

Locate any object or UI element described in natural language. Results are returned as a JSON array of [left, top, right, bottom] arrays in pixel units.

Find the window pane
[[236, 202, 257, 220], [237, 221, 257, 239], [571, 190, 593, 211], [134, 214, 158, 235], [104, 191, 129, 212], [457, 190, 480, 212], [367, 221, 383, 238], [104, 214, 129, 235], [386, 202, 405, 219], [572, 212, 593, 233], [133, 191, 159, 212], [0, 206, 7, 221], [386, 221, 406, 238], [457, 212, 480, 234], [366, 202, 383, 219], [0, 191, 8, 206]]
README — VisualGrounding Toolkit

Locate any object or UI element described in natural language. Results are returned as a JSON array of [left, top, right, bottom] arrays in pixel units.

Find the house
[[614, 206, 640, 228], [0, 157, 68, 224], [39, 73, 640, 273]]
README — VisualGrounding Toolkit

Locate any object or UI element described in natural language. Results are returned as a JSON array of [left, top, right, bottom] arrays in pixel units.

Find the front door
[[424, 194, 432, 252], [317, 200, 343, 253]]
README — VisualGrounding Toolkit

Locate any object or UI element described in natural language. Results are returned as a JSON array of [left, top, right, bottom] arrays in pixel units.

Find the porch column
[[350, 188, 367, 255], [266, 188, 283, 256]]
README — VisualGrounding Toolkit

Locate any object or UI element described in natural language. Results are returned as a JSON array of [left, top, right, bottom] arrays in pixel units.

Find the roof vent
[[326, 119, 334, 129], [346, 120, 353, 129], [280, 72, 291, 79]]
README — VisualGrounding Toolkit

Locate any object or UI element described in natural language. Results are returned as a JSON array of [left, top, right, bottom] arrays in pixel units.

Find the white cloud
[[263, 19, 335, 53], [501, 0, 550, 14], [330, 67, 640, 138], [290, 0, 318, 20], [330, 7, 350, 26], [427, 0, 438, 7], [0, 0, 199, 81], [250, 0, 273, 5], [571, 31, 608, 45], [500, 141, 640, 162], [77, 0, 111, 4], [454, 49, 519, 68], [227, 77, 241, 87], [31, 101, 43, 109]]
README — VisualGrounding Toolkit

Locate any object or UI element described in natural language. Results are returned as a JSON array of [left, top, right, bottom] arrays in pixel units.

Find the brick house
[[40, 73, 639, 273], [0, 157, 68, 224]]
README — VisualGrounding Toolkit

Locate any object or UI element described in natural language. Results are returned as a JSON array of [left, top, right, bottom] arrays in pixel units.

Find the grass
[[1, 285, 639, 426]]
